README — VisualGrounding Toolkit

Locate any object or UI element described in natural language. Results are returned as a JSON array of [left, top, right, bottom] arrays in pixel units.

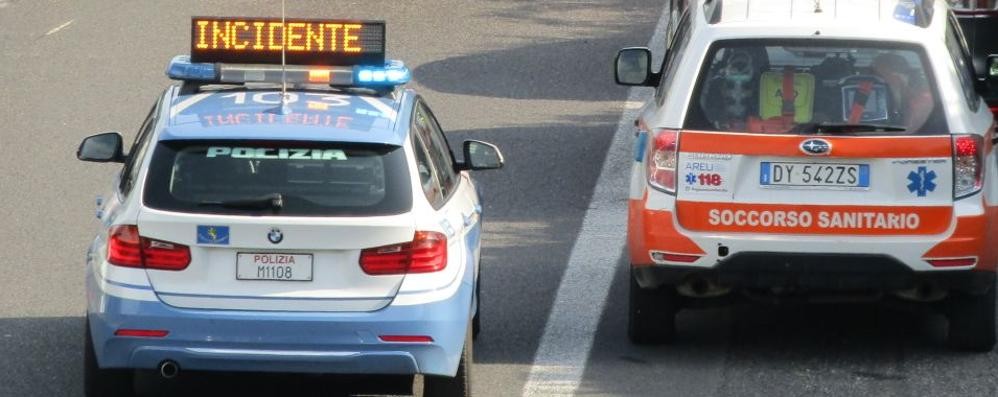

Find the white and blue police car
[[77, 17, 502, 397]]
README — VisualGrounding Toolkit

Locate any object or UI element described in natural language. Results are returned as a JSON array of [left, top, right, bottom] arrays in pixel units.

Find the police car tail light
[[953, 135, 983, 199], [360, 231, 448, 275], [142, 238, 191, 271], [108, 225, 143, 268], [107, 225, 191, 271], [647, 129, 680, 194]]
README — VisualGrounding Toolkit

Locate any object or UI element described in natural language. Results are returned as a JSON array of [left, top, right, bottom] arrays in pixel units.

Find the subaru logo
[[800, 139, 831, 156], [267, 228, 283, 244]]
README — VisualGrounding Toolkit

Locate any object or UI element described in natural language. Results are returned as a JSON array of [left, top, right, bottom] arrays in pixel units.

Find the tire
[[628, 268, 679, 345], [84, 319, 135, 397], [423, 323, 473, 397], [946, 276, 997, 352]]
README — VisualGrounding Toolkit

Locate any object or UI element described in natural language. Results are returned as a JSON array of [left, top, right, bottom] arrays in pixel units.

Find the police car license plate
[[236, 253, 313, 281], [760, 162, 870, 188]]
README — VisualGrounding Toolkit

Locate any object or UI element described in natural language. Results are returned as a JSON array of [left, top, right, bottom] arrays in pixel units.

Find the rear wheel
[[628, 268, 679, 345], [84, 319, 135, 397], [422, 323, 473, 397], [945, 276, 996, 352]]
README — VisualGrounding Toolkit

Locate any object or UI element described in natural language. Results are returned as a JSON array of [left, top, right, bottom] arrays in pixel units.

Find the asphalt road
[[1, 1, 997, 396]]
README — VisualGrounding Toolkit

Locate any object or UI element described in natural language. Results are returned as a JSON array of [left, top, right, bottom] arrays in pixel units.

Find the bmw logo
[[800, 139, 831, 156], [267, 228, 283, 244]]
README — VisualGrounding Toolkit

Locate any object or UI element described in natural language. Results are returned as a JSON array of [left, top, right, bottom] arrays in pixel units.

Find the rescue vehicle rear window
[[143, 140, 412, 216], [684, 39, 948, 135]]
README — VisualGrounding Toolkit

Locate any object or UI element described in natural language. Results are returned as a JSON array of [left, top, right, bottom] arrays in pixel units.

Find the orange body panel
[[628, 196, 704, 267], [675, 201, 953, 236], [680, 130, 952, 158]]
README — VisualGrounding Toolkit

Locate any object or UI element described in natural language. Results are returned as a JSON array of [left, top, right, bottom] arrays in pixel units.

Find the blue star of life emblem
[[906, 166, 936, 197], [685, 173, 697, 185]]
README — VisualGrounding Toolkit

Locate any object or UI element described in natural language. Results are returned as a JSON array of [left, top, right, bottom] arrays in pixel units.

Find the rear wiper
[[198, 193, 284, 212], [791, 123, 906, 134]]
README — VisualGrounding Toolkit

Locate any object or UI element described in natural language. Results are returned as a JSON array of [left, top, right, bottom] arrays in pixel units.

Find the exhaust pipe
[[159, 360, 180, 379], [894, 281, 947, 302], [677, 275, 731, 298]]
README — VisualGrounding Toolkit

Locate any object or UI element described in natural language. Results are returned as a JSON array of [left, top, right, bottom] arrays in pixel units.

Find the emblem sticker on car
[[197, 225, 230, 245], [906, 166, 937, 197], [799, 139, 831, 156], [267, 228, 284, 244]]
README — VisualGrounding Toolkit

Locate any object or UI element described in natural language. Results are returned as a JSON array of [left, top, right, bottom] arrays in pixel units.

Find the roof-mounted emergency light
[[166, 55, 411, 87]]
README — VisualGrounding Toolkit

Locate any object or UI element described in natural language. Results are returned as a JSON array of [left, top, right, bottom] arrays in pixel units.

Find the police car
[[615, 0, 998, 351], [77, 17, 502, 396]]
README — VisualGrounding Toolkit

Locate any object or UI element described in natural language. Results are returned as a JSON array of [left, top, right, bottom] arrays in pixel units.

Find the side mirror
[[615, 47, 656, 86], [77, 132, 125, 163], [461, 140, 504, 171], [989, 55, 998, 83]]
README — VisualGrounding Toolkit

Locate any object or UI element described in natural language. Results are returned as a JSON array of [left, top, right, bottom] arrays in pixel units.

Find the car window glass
[[412, 129, 443, 206], [119, 107, 157, 195], [684, 39, 947, 135], [143, 140, 412, 216], [946, 13, 981, 111], [655, 11, 692, 105], [414, 102, 457, 200]]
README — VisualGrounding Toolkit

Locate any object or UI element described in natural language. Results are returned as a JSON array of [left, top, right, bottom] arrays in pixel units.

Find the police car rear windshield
[[684, 39, 947, 135], [144, 140, 412, 216]]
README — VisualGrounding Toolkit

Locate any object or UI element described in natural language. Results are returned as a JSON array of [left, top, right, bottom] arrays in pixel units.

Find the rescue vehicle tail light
[[360, 231, 447, 275], [953, 134, 983, 199], [926, 257, 977, 268], [108, 225, 191, 271], [166, 55, 411, 87], [647, 129, 680, 194]]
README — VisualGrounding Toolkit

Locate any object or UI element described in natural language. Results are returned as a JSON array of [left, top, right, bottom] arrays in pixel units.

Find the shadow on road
[[0, 317, 410, 397], [578, 258, 998, 397]]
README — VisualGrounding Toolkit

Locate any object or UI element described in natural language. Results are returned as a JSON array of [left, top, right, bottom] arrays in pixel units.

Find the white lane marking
[[521, 6, 671, 397], [45, 20, 74, 36]]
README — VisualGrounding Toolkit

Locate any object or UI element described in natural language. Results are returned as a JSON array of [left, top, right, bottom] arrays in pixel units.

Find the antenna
[[279, 0, 291, 115]]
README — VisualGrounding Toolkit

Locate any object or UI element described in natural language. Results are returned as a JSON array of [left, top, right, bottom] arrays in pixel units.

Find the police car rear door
[[135, 139, 416, 312]]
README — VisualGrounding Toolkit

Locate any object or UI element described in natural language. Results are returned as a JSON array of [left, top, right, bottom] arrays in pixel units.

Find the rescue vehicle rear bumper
[[634, 252, 996, 294]]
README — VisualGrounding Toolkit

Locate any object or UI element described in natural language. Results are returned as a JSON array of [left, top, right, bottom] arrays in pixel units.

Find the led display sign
[[190, 17, 385, 66]]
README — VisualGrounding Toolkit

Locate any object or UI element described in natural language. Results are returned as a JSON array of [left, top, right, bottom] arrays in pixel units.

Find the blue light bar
[[166, 55, 411, 88], [166, 55, 217, 81], [353, 60, 411, 87]]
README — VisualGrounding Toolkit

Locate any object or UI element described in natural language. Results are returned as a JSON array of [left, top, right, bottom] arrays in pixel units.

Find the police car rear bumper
[[634, 253, 995, 294], [87, 282, 471, 377]]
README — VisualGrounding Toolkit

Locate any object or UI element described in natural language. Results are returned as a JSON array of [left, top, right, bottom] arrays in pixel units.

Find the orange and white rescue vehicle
[[615, 0, 998, 351]]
